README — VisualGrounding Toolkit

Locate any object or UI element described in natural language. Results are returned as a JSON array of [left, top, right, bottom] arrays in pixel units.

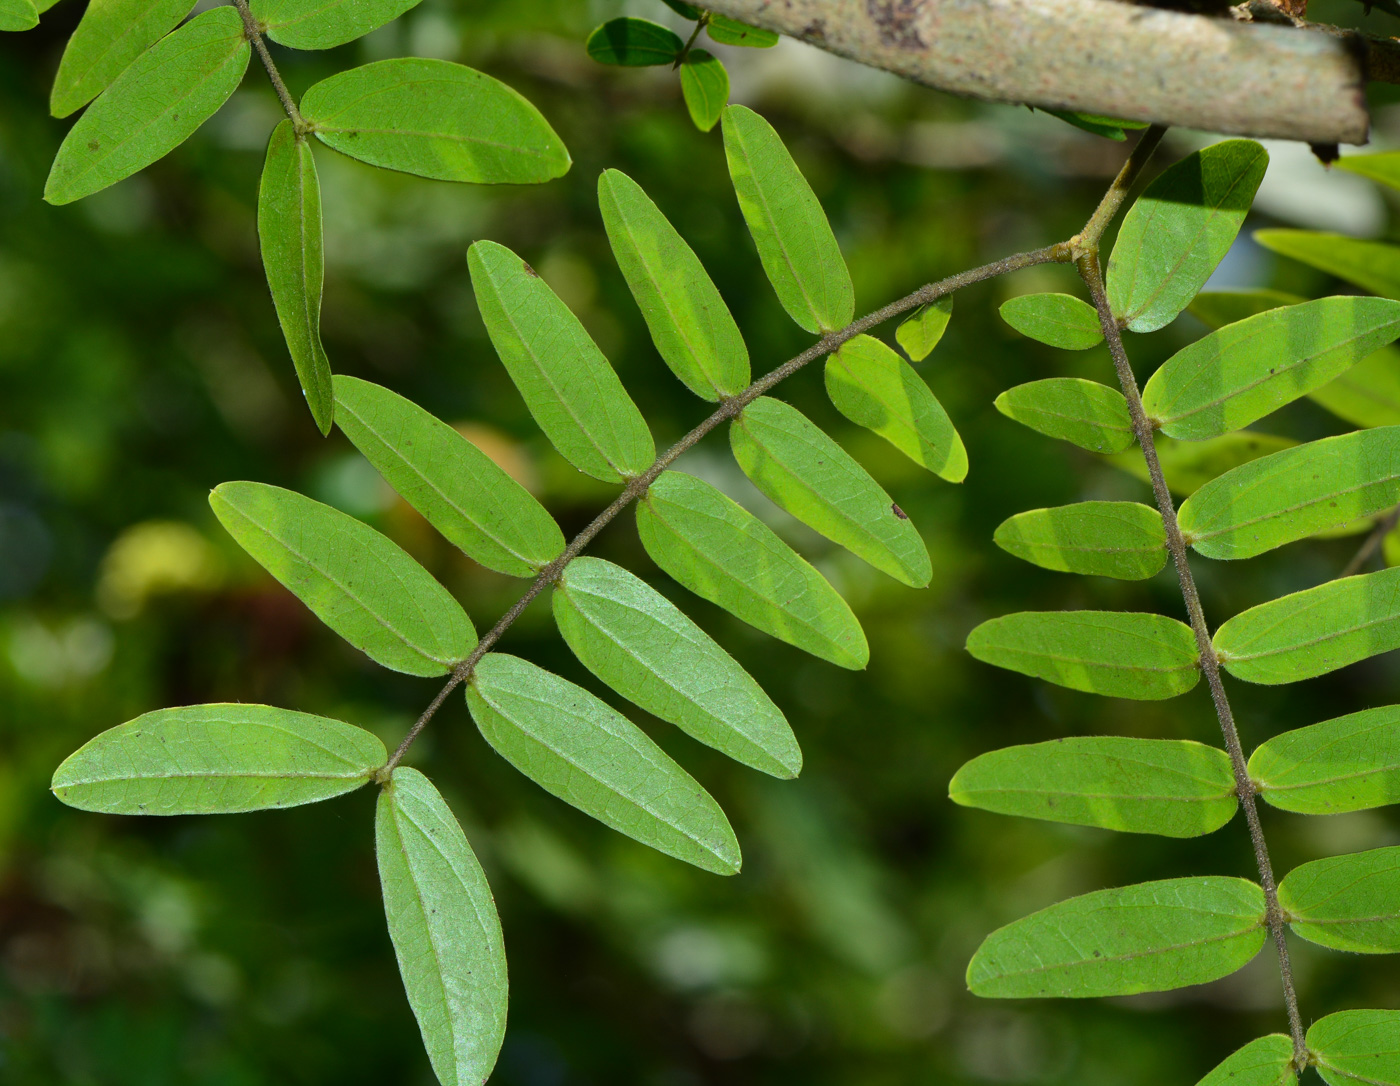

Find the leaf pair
[[1192, 1013, 1400, 1086]]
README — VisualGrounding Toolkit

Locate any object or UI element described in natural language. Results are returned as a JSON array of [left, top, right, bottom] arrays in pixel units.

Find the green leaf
[[468, 239, 654, 483], [1214, 566, 1400, 685], [1045, 110, 1149, 141], [585, 17, 682, 65], [258, 121, 333, 436], [1193, 1036, 1296, 1086], [51, 704, 385, 814], [826, 334, 966, 481], [301, 59, 570, 185], [967, 876, 1265, 998], [949, 737, 1236, 837], [252, 0, 422, 50], [1310, 345, 1400, 430], [994, 501, 1166, 580], [999, 293, 1103, 350], [466, 653, 741, 874], [895, 295, 953, 361], [333, 376, 565, 577], [1251, 706, 1400, 815], [966, 610, 1200, 700], [635, 470, 868, 669], [552, 557, 801, 778], [1179, 427, 1400, 560], [1109, 431, 1297, 497], [679, 49, 727, 132], [722, 104, 853, 334], [994, 378, 1134, 454], [0, 0, 37, 31], [49, 0, 193, 117], [209, 481, 475, 676], [730, 396, 931, 587], [1107, 140, 1267, 333], [1337, 152, 1400, 191], [661, 0, 701, 17], [598, 169, 748, 400], [1309, 1010, 1400, 1086], [1188, 289, 1302, 330], [44, 7, 249, 206], [376, 767, 507, 1086], [1141, 297, 1400, 441], [1255, 230, 1400, 300], [707, 14, 778, 46], [1279, 847, 1400, 954]]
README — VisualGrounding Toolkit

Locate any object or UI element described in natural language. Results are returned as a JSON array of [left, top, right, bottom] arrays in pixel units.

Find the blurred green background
[[4, 1, 1400, 1082]]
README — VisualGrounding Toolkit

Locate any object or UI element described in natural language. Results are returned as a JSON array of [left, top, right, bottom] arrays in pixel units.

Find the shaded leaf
[[1255, 230, 1400, 300], [1193, 1036, 1296, 1086], [1188, 289, 1302, 330], [1308, 1010, 1400, 1086], [1337, 152, 1400, 191], [1310, 345, 1400, 430], [661, 0, 702, 17], [585, 17, 682, 65], [1109, 431, 1297, 497], [994, 501, 1166, 580], [49, 0, 193, 117], [999, 293, 1103, 350], [895, 295, 953, 361], [1250, 706, 1400, 815], [253, 0, 423, 50], [0, 0, 37, 30], [1045, 110, 1149, 141], [1280, 846, 1400, 954], [679, 49, 727, 132], [707, 14, 778, 46], [994, 377, 1134, 454]]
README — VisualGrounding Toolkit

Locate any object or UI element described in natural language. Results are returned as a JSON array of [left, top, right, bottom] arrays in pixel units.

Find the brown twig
[[229, 0, 307, 132]]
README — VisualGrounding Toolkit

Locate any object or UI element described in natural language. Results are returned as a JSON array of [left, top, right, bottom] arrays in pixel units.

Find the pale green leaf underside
[[635, 471, 868, 670], [680, 50, 727, 133], [253, 0, 423, 50], [1255, 229, 1400, 301], [553, 557, 801, 779], [1279, 846, 1400, 954], [466, 653, 741, 874], [895, 295, 952, 362], [1193, 1036, 1296, 1086], [1308, 1010, 1400, 1086], [1110, 431, 1298, 497], [334, 376, 564, 578], [967, 876, 1266, 998], [49, 0, 193, 118], [1337, 152, 1400, 191], [994, 501, 1166, 580], [376, 767, 507, 1086], [0, 0, 37, 30], [585, 17, 682, 65], [468, 239, 654, 482], [1310, 345, 1400, 430], [995, 377, 1134, 454], [1188, 289, 1301, 331], [708, 14, 778, 46], [1250, 706, 1400, 815], [44, 7, 249, 205], [51, 704, 385, 814], [999, 292, 1103, 350], [950, 736, 1236, 837], [210, 481, 475, 676]]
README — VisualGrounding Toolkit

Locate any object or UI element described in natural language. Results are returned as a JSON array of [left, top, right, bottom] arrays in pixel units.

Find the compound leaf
[[253, 0, 423, 50], [301, 59, 570, 185], [1255, 230, 1400, 301], [210, 481, 475, 676], [333, 376, 564, 577], [376, 767, 507, 1086], [44, 6, 248, 205], [679, 50, 727, 132], [1107, 140, 1268, 333], [826, 333, 967, 481], [994, 501, 1166, 580], [468, 239, 654, 483], [51, 704, 385, 814], [995, 378, 1134, 454], [1308, 1010, 1400, 1086], [895, 295, 952, 361], [1250, 706, 1400, 815], [1279, 847, 1400, 954], [1310, 345, 1400, 430], [967, 876, 1266, 998], [466, 653, 741, 874], [1110, 431, 1297, 497], [49, 0, 193, 117], [635, 470, 868, 669], [707, 14, 778, 46], [0, 0, 36, 30], [585, 17, 682, 65], [553, 557, 801, 779], [722, 104, 853, 334], [1188, 289, 1301, 330], [966, 610, 1200, 700], [598, 169, 748, 400], [999, 293, 1103, 350], [1193, 1036, 1296, 1086], [730, 396, 931, 587], [949, 737, 1237, 837]]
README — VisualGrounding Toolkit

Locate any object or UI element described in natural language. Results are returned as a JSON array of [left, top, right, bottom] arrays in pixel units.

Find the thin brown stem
[[1078, 125, 1168, 252], [1341, 504, 1400, 579], [674, 13, 710, 68], [229, 0, 307, 131]]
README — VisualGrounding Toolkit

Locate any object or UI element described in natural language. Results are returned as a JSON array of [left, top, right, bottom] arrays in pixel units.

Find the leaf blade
[[253, 0, 423, 50], [999, 292, 1103, 350], [1251, 706, 1400, 815], [1193, 1036, 1296, 1086], [994, 378, 1134, 454], [1255, 229, 1400, 301], [1308, 1010, 1400, 1086], [679, 49, 728, 132], [895, 295, 952, 361], [49, 0, 194, 118], [1280, 846, 1400, 954], [994, 501, 1166, 580], [585, 17, 682, 65]]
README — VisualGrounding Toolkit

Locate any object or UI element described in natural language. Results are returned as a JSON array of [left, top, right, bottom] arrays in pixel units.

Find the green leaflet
[[661, 0, 701, 17], [949, 737, 1237, 837], [552, 557, 801, 779], [585, 17, 682, 65], [1250, 707, 1400, 815], [1141, 297, 1400, 441], [1179, 427, 1400, 561], [1188, 289, 1301, 330], [49, 0, 193, 118], [1193, 1036, 1296, 1086], [895, 295, 953, 362], [1110, 431, 1297, 497], [993, 501, 1166, 580], [1107, 140, 1268, 333], [1279, 846, 1400, 954], [635, 471, 868, 669], [1214, 566, 1400, 685], [209, 481, 475, 676], [825, 333, 967, 482], [1309, 1010, 1400, 1086], [598, 169, 748, 400], [1045, 110, 1149, 141], [1337, 152, 1400, 190], [44, 7, 249, 206], [707, 14, 778, 46], [994, 378, 1134, 454], [965, 610, 1200, 700], [999, 293, 1103, 350], [967, 876, 1266, 998], [722, 104, 854, 334], [466, 653, 742, 874], [376, 767, 507, 1086], [253, 0, 423, 50], [301, 59, 570, 185], [468, 240, 654, 483], [258, 121, 333, 436], [729, 396, 931, 587], [679, 50, 728, 132], [333, 377, 564, 577], [51, 704, 384, 814], [0, 0, 36, 30], [1255, 230, 1400, 300], [1311, 346, 1400, 430]]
